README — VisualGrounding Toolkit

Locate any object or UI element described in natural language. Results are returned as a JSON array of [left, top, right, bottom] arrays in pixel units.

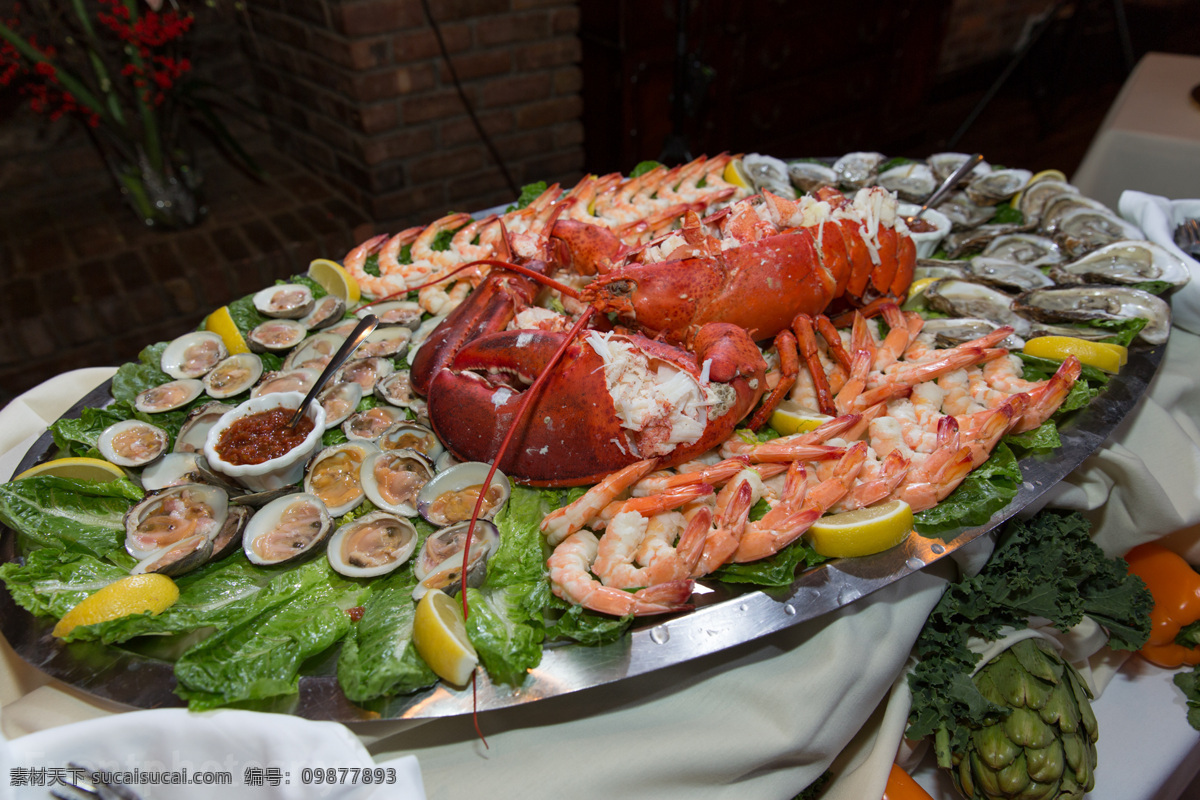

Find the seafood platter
[[0, 151, 1186, 720]]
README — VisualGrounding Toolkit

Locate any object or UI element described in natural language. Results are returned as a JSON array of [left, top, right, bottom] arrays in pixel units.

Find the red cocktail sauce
[[215, 409, 315, 465], [906, 217, 938, 233]]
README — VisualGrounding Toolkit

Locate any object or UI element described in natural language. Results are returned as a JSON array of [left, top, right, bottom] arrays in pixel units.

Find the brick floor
[[0, 140, 372, 407]]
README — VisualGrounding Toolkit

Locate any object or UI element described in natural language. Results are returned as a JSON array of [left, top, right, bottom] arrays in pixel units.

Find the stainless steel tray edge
[[0, 343, 1164, 721]]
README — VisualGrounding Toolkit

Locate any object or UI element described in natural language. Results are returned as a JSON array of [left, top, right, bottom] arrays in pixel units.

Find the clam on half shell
[[125, 483, 229, 561], [304, 441, 379, 517], [135, 379, 205, 414], [160, 331, 227, 380], [412, 520, 501, 600], [203, 353, 264, 399], [326, 511, 418, 578], [242, 493, 333, 566], [97, 419, 168, 468], [416, 461, 510, 528]]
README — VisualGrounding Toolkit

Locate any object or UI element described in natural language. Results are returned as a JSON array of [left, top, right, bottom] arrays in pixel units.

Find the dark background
[[1, 0, 1198, 406]]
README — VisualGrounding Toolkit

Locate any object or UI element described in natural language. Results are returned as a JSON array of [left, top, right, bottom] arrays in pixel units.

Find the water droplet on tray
[[649, 626, 670, 644], [931, 543, 945, 554], [906, 556, 924, 570], [783, 604, 796, 616]]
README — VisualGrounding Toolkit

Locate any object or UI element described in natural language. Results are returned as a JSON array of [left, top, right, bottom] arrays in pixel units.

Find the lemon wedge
[[16, 457, 126, 482], [1011, 169, 1068, 208], [308, 258, 361, 305], [413, 589, 478, 686], [807, 499, 914, 558], [906, 276, 938, 300], [203, 305, 250, 355], [1023, 335, 1127, 373], [723, 158, 752, 189], [53, 574, 180, 638], [769, 401, 832, 437]]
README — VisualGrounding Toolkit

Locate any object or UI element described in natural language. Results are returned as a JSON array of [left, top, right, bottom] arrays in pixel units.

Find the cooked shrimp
[[540, 459, 658, 546], [342, 234, 410, 300], [733, 442, 867, 562], [592, 509, 707, 589], [548, 530, 694, 616]]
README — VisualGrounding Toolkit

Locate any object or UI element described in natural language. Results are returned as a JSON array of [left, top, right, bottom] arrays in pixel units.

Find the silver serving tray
[[0, 343, 1164, 721]]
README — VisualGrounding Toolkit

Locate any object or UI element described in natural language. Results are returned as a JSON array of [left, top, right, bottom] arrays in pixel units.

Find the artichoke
[[949, 638, 1098, 800]]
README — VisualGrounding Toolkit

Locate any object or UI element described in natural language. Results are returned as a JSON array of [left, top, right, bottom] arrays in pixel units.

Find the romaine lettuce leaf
[[337, 570, 437, 702], [464, 585, 544, 686], [0, 547, 128, 618], [0, 475, 140, 558], [173, 560, 367, 710]]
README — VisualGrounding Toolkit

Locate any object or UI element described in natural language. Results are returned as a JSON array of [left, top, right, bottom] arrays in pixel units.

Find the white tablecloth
[[1073, 52, 1200, 209]]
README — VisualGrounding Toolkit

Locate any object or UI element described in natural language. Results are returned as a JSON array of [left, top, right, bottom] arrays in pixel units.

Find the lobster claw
[[426, 324, 767, 487], [410, 262, 548, 396]]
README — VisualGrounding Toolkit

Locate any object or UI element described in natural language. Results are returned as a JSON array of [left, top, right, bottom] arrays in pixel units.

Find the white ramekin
[[203, 391, 326, 492], [897, 202, 953, 259]]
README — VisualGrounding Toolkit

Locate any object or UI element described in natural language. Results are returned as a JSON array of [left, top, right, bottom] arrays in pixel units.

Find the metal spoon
[[287, 313, 379, 428], [904, 153, 984, 224]]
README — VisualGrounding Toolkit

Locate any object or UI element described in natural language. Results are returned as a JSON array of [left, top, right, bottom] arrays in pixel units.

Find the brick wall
[[239, 0, 585, 231]]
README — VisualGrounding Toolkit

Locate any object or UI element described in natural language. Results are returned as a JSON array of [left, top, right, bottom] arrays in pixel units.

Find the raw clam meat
[[303, 441, 379, 517], [416, 461, 510, 527], [251, 368, 321, 398], [283, 332, 346, 371], [135, 379, 205, 414], [242, 492, 333, 566], [202, 353, 264, 399], [359, 300, 423, 328], [173, 401, 234, 453], [360, 449, 434, 516], [333, 357, 395, 392], [375, 371, 418, 408], [358, 326, 412, 359], [299, 295, 347, 330], [161, 331, 228, 380], [378, 422, 444, 461], [1012, 285, 1172, 344], [344, 405, 407, 441], [247, 319, 308, 353], [132, 533, 213, 577], [412, 519, 501, 600], [326, 511, 418, 578], [253, 283, 314, 319], [1017, 178, 1078, 226], [1053, 208, 1144, 258], [97, 420, 168, 468], [124, 483, 229, 561], [319, 381, 363, 429]]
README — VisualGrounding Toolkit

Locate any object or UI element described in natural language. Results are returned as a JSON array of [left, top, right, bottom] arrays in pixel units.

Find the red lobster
[[407, 184, 917, 486]]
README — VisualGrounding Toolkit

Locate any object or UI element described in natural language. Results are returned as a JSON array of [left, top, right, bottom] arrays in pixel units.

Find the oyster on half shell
[[1013, 285, 1172, 344]]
